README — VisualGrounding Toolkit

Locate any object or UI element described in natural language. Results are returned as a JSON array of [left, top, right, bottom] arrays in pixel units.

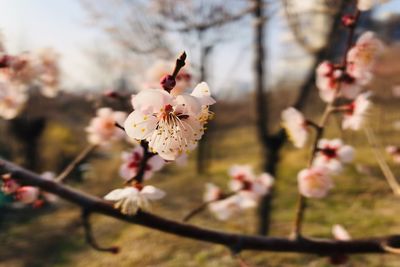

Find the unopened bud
[[160, 74, 176, 92], [342, 14, 356, 28], [104, 89, 119, 99]]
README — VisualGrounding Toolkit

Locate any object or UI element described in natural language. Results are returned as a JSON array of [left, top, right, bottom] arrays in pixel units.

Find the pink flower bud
[[341, 14, 355, 28], [104, 89, 119, 99], [1, 177, 20, 194], [15, 186, 39, 204]]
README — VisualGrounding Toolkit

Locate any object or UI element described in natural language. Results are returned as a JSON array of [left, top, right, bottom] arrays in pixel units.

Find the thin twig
[[292, 4, 361, 239], [172, 51, 187, 79], [363, 125, 400, 195], [56, 144, 97, 182], [81, 209, 120, 254], [115, 122, 125, 131]]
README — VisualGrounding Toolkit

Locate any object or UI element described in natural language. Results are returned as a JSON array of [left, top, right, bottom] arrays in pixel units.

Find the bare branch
[[2, 157, 400, 255], [56, 144, 97, 183], [165, 6, 254, 32]]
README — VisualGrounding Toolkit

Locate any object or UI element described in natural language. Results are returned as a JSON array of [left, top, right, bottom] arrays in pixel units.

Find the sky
[[0, 0, 399, 94]]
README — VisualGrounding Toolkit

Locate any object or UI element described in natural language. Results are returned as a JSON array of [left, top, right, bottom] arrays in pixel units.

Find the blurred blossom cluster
[[204, 165, 274, 220], [1, 172, 57, 207], [0, 48, 60, 120], [281, 23, 383, 199]]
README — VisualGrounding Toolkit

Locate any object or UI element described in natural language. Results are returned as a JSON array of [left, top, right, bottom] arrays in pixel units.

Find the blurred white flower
[[86, 107, 127, 146], [0, 75, 27, 120], [104, 185, 165, 215], [298, 167, 333, 198], [203, 183, 222, 202], [208, 194, 257, 221], [332, 224, 351, 241], [347, 31, 383, 84], [15, 186, 39, 204], [281, 107, 308, 148], [228, 165, 274, 198], [313, 139, 354, 174], [119, 146, 165, 181], [35, 48, 60, 98], [251, 173, 274, 196], [124, 83, 215, 160], [342, 92, 371, 130]]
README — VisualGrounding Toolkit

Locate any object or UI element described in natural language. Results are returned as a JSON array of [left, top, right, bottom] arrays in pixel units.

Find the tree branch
[[81, 209, 120, 254], [166, 6, 254, 32], [1, 157, 400, 255], [56, 144, 98, 182]]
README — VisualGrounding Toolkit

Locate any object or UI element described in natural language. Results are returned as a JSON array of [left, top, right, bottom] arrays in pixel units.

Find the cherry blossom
[[251, 173, 274, 196], [15, 186, 39, 204], [86, 107, 127, 146], [208, 194, 257, 221], [281, 107, 308, 148], [144, 59, 192, 96], [297, 167, 333, 198], [386, 146, 400, 164], [104, 185, 166, 215], [347, 32, 383, 84], [1, 174, 20, 194], [316, 61, 361, 102], [342, 92, 371, 130], [119, 146, 165, 181], [0, 75, 28, 120], [2, 52, 36, 86], [332, 224, 351, 241], [35, 48, 60, 98], [203, 183, 222, 202], [124, 83, 215, 160], [228, 165, 274, 198], [313, 139, 354, 174]]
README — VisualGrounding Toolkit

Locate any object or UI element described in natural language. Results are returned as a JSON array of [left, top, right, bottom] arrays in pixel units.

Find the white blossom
[[104, 185, 165, 215], [281, 107, 308, 148]]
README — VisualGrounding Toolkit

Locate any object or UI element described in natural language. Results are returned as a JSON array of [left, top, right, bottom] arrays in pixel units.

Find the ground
[[1, 101, 400, 267]]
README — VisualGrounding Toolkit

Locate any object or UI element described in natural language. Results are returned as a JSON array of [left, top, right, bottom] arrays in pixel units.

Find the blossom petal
[[191, 82, 216, 106], [140, 186, 166, 200], [124, 111, 157, 140]]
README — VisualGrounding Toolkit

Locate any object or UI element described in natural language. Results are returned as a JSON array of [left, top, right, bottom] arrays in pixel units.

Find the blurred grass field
[[2, 97, 400, 267]]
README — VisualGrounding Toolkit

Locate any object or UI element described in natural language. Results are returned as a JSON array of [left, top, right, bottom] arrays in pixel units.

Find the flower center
[[322, 147, 337, 159]]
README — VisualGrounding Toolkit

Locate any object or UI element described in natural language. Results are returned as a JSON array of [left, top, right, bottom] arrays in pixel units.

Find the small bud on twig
[[342, 14, 356, 28]]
